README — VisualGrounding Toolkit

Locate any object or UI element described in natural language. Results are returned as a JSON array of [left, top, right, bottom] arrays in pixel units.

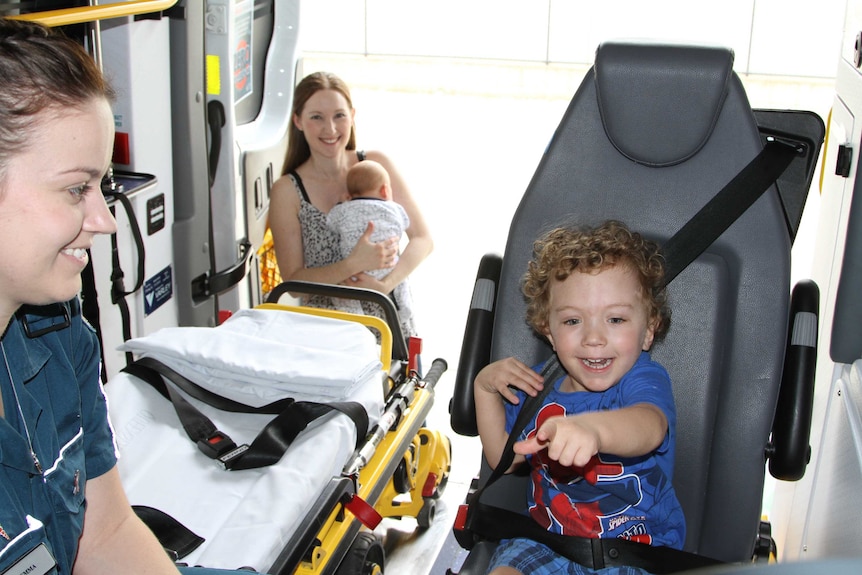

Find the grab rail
[[7, 0, 177, 27]]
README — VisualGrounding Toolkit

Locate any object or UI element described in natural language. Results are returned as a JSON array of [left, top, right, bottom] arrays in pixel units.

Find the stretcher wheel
[[335, 532, 385, 575], [417, 496, 437, 529], [393, 441, 418, 494], [392, 458, 412, 494], [430, 435, 453, 499]]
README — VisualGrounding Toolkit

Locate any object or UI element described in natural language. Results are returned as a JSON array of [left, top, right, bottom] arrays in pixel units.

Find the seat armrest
[[450, 254, 502, 436], [769, 279, 819, 480]]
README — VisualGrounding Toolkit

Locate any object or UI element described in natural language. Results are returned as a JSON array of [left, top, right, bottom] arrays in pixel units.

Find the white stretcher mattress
[[105, 309, 385, 571]]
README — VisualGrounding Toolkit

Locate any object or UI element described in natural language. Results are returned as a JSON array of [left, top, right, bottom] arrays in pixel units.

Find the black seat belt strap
[[467, 502, 720, 574], [468, 355, 564, 504], [661, 139, 800, 285], [122, 357, 369, 471]]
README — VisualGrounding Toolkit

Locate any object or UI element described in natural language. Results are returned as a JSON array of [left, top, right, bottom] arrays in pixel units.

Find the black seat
[[450, 39, 824, 572]]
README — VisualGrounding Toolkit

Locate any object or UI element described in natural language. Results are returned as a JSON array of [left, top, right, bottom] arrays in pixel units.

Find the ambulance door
[[170, 0, 299, 329]]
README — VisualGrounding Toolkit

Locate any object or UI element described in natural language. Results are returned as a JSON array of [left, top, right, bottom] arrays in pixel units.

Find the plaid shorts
[[486, 538, 654, 575]]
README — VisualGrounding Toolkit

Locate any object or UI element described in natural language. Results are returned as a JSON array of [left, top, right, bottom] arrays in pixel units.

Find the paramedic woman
[[0, 18, 238, 575], [268, 71, 433, 336]]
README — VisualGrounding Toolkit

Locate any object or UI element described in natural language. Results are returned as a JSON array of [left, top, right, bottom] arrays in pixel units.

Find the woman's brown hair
[[0, 18, 115, 177]]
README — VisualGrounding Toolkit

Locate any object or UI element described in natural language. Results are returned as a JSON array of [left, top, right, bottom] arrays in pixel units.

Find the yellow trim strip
[[7, 0, 178, 27]]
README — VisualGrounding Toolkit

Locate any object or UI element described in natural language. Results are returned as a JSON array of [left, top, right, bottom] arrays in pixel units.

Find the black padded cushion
[[596, 41, 734, 166]]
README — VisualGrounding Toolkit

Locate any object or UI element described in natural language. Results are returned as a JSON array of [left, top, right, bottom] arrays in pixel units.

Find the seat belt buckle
[[216, 444, 250, 470], [197, 432, 251, 470], [452, 504, 480, 551], [196, 432, 237, 459]]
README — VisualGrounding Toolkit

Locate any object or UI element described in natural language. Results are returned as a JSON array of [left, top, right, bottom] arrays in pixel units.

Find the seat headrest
[[595, 40, 735, 167]]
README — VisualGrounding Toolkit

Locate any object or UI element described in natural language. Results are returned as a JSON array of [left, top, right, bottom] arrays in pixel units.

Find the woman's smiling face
[[0, 98, 117, 321], [293, 89, 355, 158], [545, 264, 657, 394]]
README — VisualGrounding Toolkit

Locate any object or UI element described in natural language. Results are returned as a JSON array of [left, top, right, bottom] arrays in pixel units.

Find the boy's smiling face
[[545, 264, 657, 393]]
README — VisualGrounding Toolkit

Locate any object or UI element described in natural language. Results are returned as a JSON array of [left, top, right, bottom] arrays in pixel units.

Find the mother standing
[[269, 72, 433, 337]]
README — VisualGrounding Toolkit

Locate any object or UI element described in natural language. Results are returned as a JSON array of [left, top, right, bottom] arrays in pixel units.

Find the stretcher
[[104, 283, 450, 574]]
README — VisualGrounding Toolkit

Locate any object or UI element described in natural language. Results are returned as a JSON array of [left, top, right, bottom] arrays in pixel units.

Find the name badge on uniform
[[1, 543, 57, 575]]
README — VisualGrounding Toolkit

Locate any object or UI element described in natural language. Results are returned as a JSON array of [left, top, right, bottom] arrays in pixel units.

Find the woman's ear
[[292, 113, 303, 132]]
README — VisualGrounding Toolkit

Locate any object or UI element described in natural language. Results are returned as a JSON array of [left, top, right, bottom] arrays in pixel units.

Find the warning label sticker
[[144, 266, 173, 316]]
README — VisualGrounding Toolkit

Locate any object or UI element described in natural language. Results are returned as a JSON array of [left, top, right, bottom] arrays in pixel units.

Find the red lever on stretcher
[[408, 336, 422, 373], [344, 494, 382, 530]]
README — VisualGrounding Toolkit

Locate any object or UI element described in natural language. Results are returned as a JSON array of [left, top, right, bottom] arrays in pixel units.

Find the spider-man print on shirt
[[525, 401, 653, 543], [504, 354, 687, 549]]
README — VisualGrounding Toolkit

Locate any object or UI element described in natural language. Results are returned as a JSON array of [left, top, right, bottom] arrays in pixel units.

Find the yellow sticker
[[206, 55, 221, 96]]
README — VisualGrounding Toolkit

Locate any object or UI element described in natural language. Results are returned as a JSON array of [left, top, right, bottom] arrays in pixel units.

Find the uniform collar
[[0, 311, 52, 471], [2, 311, 52, 383]]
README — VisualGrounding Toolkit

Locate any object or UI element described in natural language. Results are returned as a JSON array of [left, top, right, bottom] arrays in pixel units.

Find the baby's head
[[347, 160, 391, 200], [523, 220, 670, 343]]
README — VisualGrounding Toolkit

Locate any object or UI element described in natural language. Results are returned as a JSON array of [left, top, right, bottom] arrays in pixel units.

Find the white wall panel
[[300, 0, 844, 79], [299, 0, 367, 54], [367, 0, 549, 61], [749, 0, 846, 77], [547, 0, 755, 69]]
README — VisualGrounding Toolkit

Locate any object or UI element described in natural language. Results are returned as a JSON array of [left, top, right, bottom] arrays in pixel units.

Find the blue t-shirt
[[0, 300, 117, 574], [504, 352, 686, 549]]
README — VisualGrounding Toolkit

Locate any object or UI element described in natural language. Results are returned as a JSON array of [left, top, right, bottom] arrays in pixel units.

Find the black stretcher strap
[[123, 357, 369, 471], [133, 505, 205, 561]]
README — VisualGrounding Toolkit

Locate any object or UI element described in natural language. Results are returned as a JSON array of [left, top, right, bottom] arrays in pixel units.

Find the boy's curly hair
[[522, 220, 671, 341]]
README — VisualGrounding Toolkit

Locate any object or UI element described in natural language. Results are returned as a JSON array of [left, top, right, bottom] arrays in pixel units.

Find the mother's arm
[[269, 174, 392, 287], [359, 150, 433, 293]]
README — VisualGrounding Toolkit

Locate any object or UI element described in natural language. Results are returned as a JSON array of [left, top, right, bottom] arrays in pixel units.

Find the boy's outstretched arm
[[513, 403, 668, 468], [474, 357, 544, 471]]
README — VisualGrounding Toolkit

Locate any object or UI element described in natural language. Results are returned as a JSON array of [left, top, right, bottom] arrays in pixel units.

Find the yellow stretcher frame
[[258, 303, 451, 575]]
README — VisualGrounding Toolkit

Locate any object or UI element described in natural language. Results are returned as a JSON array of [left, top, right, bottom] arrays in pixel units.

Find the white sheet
[[117, 308, 382, 406], [105, 309, 385, 571]]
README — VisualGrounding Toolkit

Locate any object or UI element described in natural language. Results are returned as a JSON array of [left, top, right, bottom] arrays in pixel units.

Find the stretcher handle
[[266, 280, 408, 361], [343, 357, 448, 477], [422, 358, 448, 390]]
